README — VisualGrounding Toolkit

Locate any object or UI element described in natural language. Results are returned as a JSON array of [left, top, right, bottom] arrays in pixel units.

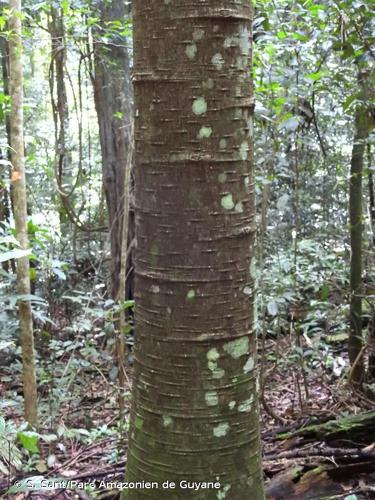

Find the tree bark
[[348, 69, 370, 386], [0, 34, 13, 272], [92, 0, 134, 302], [48, 5, 73, 227], [9, 0, 38, 426], [124, 2, 263, 498]]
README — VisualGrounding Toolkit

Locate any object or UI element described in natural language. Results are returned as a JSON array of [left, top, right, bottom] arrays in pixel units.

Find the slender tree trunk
[[48, 6, 72, 227], [0, 18, 16, 274], [368, 145, 375, 248], [348, 69, 370, 387], [124, 2, 264, 498], [92, 0, 134, 302], [9, 0, 38, 426]]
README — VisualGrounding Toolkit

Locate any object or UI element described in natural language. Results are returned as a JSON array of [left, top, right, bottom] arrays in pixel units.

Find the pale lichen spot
[[235, 202, 243, 213], [239, 26, 251, 55], [218, 173, 227, 184], [213, 422, 230, 437], [217, 485, 231, 499], [135, 416, 143, 430], [221, 194, 234, 210], [238, 396, 254, 413], [185, 43, 197, 60], [211, 53, 225, 70], [207, 348, 224, 379], [243, 286, 252, 296], [223, 36, 234, 49], [198, 126, 212, 139], [203, 78, 214, 90], [243, 356, 254, 373], [211, 367, 225, 379], [219, 138, 227, 150], [187, 289, 195, 299], [235, 108, 243, 119], [205, 391, 219, 406], [236, 55, 244, 70], [207, 348, 220, 362], [193, 28, 204, 41], [150, 284, 160, 293], [223, 337, 249, 359], [163, 415, 173, 427], [228, 401, 236, 410], [213, 25, 219, 32], [244, 175, 250, 187], [240, 141, 248, 161], [192, 97, 207, 115], [249, 258, 257, 279], [248, 116, 254, 138]]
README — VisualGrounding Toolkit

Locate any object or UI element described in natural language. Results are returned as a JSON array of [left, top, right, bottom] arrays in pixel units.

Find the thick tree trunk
[[348, 70, 370, 386], [9, 0, 38, 426], [124, 2, 264, 498], [92, 0, 134, 302]]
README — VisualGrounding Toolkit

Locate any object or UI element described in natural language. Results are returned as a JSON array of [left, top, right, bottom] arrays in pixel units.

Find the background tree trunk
[[124, 1, 264, 498], [92, 0, 134, 302], [9, 0, 38, 426], [348, 69, 372, 386], [48, 5, 72, 227]]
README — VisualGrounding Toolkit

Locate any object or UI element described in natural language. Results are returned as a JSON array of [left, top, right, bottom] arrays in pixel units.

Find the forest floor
[[1, 333, 375, 499]]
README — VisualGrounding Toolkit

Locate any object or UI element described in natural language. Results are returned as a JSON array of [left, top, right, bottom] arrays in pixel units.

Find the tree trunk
[[0, 34, 13, 273], [368, 145, 375, 248], [348, 69, 370, 386], [92, 0, 134, 302], [48, 5, 73, 227], [124, 2, 264, 498], [9, 0, 38, 426]]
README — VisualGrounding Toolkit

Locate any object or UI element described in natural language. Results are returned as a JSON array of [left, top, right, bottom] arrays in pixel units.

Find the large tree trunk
[[92, 0, 134, 302], [124, 1, 264, 498], [9, 0, 38, 426], [348, 69, 370, 386]]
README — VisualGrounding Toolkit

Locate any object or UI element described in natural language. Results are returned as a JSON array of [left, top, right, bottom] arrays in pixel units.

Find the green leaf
[[6, 476, 46, 494], [306, 71, 324, 82], [17, 431, 39, 454], [320, 284, 330, 301], [276, 31, 288, 39], [53, 268, 66, 280], [8, 294, 47, 306], [0, 417, 5, 435], [61, 0, 70, 16], [267, 301, 278, 316], [0, 248, 31, 263], [121, 299, 135, 311]]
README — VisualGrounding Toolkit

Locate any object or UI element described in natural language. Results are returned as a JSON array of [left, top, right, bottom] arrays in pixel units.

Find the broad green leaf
[[0, 248, 31, 263], [17, 431, 39, 454]]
